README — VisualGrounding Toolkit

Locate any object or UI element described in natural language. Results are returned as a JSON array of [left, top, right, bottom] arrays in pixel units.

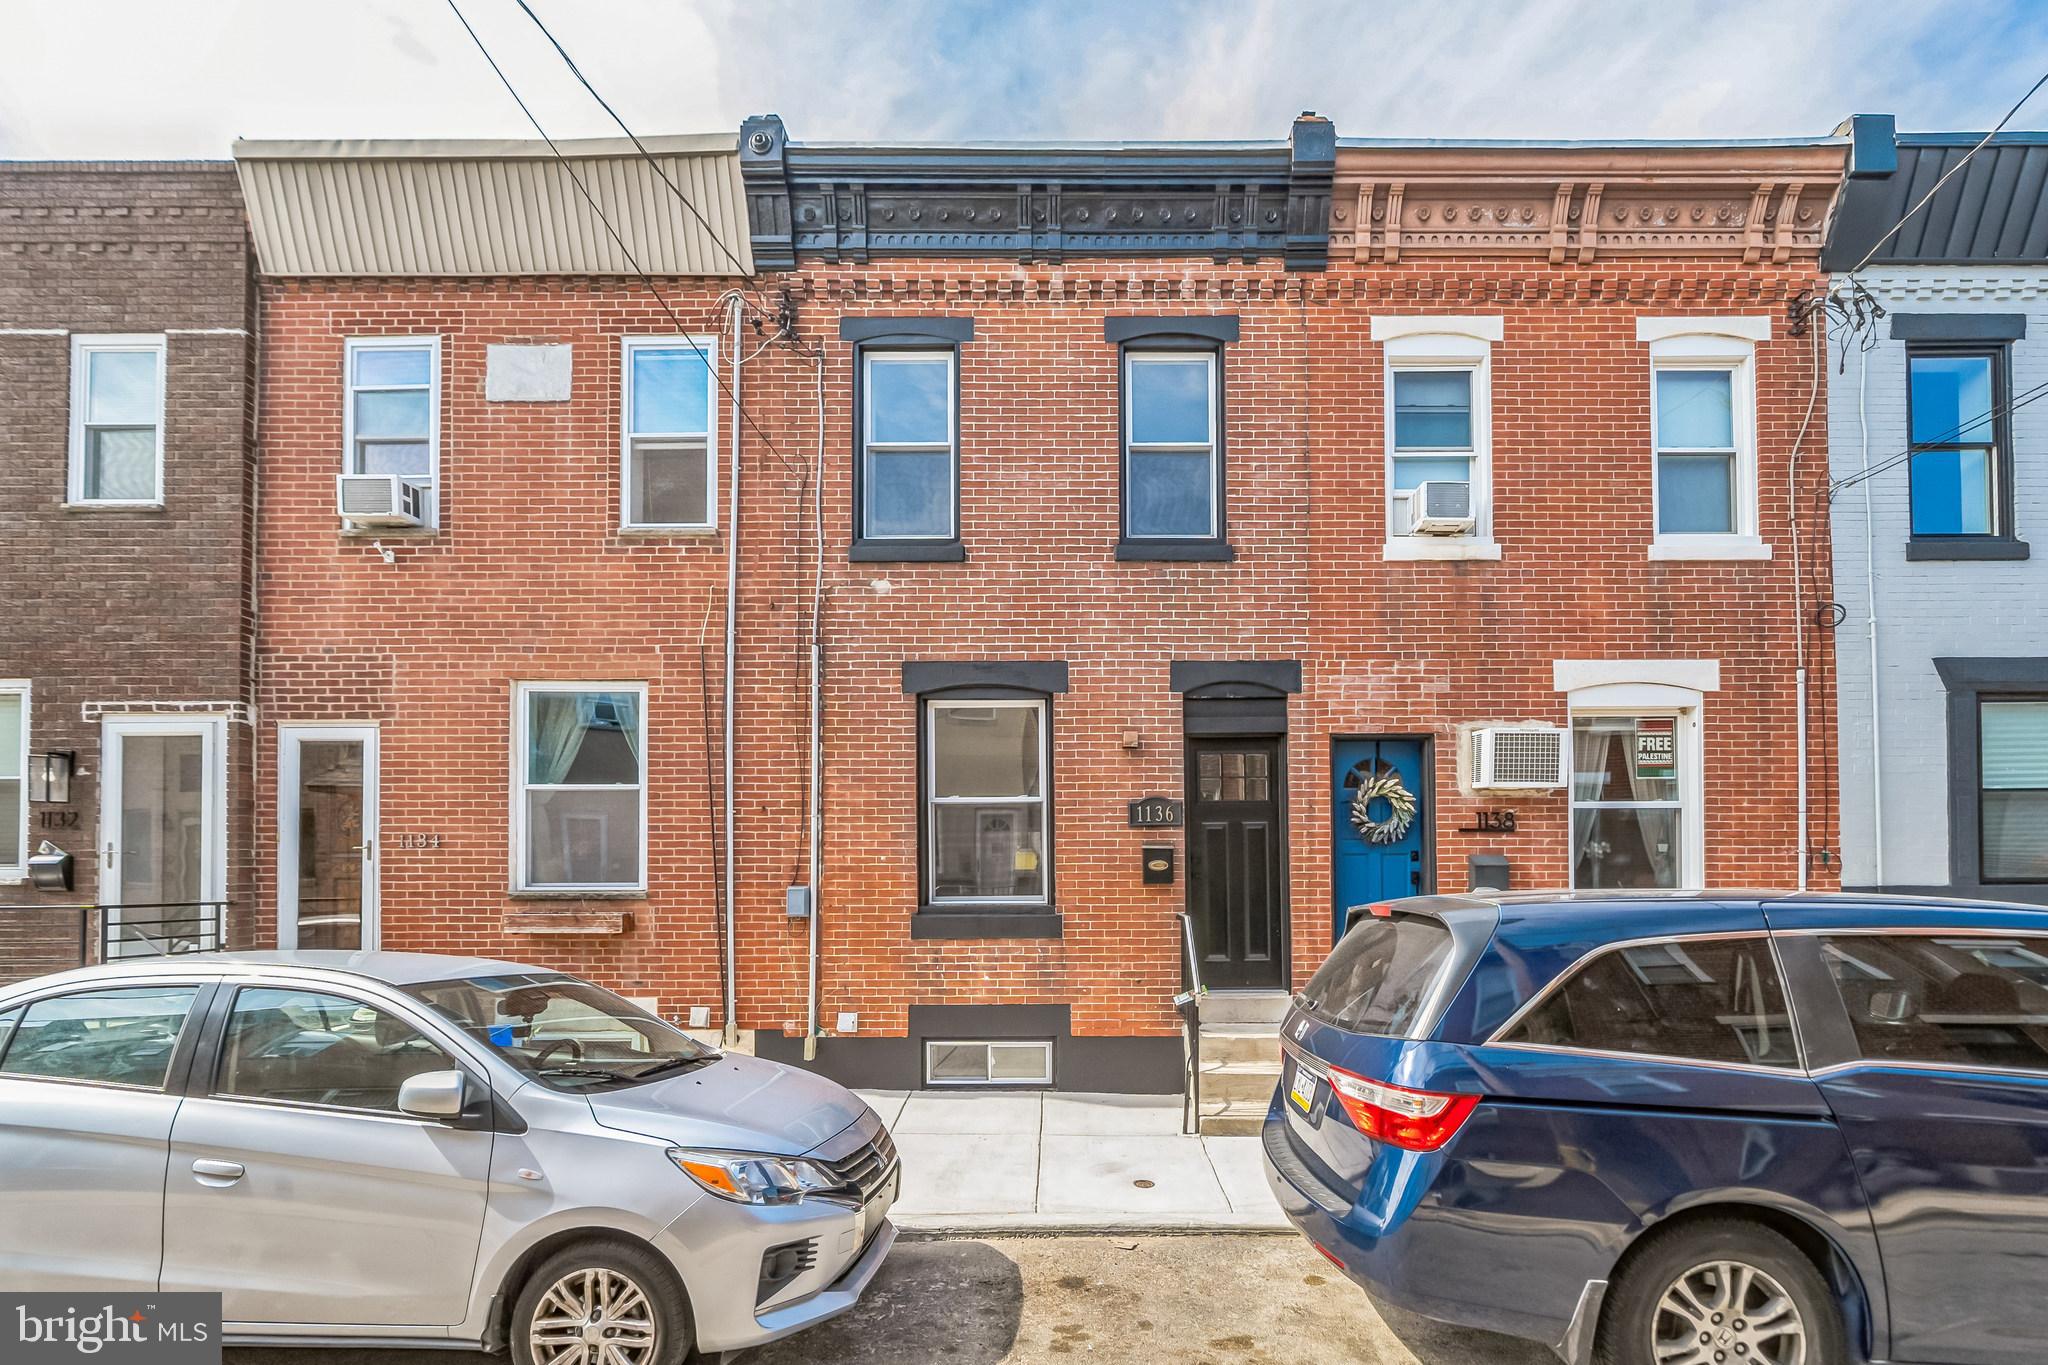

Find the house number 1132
[[395, 833, 443, 850]]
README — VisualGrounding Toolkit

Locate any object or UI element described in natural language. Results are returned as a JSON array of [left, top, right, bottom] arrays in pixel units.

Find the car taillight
[[1324, 1065, 1479, 1152]]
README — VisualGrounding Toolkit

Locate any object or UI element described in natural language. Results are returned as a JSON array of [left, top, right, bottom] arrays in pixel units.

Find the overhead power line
[[1847, 66, 2048, 276], [441, 0, 799, 476]]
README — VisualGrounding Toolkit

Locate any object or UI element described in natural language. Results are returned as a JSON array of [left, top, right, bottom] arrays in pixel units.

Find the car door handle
[[191, 1159, 245, 1184]]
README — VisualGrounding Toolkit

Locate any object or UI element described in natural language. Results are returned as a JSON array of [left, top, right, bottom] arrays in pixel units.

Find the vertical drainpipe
[[722, 297, 742, 1049], [805, 357, 825, 1062], [1859, 341, 1883, 885]]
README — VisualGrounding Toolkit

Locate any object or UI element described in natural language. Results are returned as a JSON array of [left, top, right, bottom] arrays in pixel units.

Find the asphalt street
[[226, 1232, 1554, 1365]]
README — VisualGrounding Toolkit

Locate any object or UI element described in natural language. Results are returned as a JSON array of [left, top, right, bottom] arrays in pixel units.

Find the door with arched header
[[1331, 738, 1430, 942]]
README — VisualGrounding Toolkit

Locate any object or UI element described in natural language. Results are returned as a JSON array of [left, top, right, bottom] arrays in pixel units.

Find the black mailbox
[[27, 841, 74, 893], [1468, 853, 1510, 893], [1141, 844, 1176, 885]]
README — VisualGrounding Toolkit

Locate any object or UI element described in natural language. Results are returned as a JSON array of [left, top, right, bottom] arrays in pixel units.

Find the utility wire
[[442, 0, 801, 477], [1828, 377, 2048, 497], [510, 0, 761, 288], [1846, 66, 2048, 276]]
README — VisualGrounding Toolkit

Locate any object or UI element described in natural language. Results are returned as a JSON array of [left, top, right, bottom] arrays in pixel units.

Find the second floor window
[[69, 334, 165, 505], [1908, 348, 2006, 539], [860, 351, 955, 541], [623, 338, 715, 530], [344, 337, 439, 525], [1124, 350, 1218, 540], [1652, 366, 1740, 535], [1391, 368, 1475, 531]]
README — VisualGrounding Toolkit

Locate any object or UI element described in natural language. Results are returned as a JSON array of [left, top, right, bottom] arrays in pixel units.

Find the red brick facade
[[243, 132, 1845, 1091]]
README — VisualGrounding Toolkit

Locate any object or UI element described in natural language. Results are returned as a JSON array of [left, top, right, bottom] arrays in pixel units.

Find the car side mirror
[[397, 1069, 468, 1120]]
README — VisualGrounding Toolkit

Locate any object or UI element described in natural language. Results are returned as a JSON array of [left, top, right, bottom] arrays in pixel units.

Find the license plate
[[1288, 1062, 1321, 1115], [856, 1167, 899, 1244]]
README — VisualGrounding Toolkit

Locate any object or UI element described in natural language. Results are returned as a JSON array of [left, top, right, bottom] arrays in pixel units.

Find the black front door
[[1186, 738, 1286, 991]]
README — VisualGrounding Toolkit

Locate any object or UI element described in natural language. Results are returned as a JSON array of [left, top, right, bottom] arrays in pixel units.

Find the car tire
[[510, 1238, 694, 1365], [1596, 1217, 1845, 1365]]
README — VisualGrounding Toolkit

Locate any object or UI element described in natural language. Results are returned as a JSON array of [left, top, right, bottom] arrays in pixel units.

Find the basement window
[[924, 1039, 1053, 1087]]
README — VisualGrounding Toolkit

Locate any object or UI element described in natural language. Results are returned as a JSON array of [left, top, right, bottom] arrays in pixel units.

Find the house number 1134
[[395, 833, 443, 850]]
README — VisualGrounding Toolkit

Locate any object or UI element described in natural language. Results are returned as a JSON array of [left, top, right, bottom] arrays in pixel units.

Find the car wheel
[[510, 1239, 693, 1365], [1596, 1218, 1844, 1365]]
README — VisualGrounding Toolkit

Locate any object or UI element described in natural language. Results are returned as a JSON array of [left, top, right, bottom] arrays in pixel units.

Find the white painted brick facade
[[1828, 268, 2048, 889]]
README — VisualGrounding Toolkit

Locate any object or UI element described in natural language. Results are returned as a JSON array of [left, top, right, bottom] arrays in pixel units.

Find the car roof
[[10, 949, 560, 993], [1464, 888, 2048, 950]]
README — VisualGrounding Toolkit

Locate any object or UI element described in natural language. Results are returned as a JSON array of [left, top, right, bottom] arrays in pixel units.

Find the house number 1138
[[395, 833, 443, 850]]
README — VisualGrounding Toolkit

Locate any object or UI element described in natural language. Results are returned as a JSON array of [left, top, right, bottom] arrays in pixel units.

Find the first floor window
[[0, 687, 23, 875], [623, 337, 715, 528], [925, 697, 1048, 904], [861, 350, 956, 540], [1982, 699, 2048, 884], [1653, 365, 1739, 535], [1909, 348, 2005, 538], [1124, 349, 1219, 540], [1570, 713, 1686, 889], [516, 684, 646, 891], [345, 337, 439, 522], [70, 334, 165, 504]]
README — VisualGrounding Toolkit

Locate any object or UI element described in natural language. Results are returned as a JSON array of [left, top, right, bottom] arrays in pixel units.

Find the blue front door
[[1331, 738, 1428, 942]]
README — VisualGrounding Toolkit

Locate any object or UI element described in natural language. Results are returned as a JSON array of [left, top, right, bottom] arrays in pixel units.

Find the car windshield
[[404, 973, 716, 1090]]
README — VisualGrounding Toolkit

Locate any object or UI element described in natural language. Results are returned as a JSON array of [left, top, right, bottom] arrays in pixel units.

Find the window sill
[[1649, 536, 1773, 562], [911, 908, 1064, 940], [1906, 538, 2031, 562], [618, 524, 719, 538], [62, 501, 164, 513], [1381, 536, 1501, 562], [341, 523, 440, 537], [1115, 540, 1235, 562], [507, 888, 649, 901], [850, 539, 966, 563]]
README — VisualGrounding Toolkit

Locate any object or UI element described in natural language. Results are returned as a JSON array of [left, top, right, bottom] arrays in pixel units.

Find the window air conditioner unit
[[1406, 480, 1476, 536], [337, 474, 428, 528], [1473, 725, 1568, 790]]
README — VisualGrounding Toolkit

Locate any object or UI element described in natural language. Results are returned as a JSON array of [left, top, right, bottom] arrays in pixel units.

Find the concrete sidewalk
[[859, 1089, 1288, 1232]]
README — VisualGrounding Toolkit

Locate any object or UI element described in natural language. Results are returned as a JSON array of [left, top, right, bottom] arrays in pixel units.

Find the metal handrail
[[99, 901, 229, 963], [1174, 910, 1205, 1136]]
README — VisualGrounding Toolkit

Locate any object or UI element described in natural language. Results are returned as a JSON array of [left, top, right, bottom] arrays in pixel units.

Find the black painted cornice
[[739, 114, 1334, 271]]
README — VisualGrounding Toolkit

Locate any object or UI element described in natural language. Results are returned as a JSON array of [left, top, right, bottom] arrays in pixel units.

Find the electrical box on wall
[[1141, 844, 1176, 884], [786, 885, 812, 919]]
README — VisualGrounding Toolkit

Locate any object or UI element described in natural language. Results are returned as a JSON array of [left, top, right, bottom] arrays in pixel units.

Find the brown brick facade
[[0, 163, 256, 980]]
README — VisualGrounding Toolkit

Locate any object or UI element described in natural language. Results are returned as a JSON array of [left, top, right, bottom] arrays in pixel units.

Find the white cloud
[[0, 0, 2039, 158]]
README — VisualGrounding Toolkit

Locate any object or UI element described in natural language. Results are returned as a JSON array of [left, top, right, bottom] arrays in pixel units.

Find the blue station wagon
[[1263, 891, 2048, 1365]]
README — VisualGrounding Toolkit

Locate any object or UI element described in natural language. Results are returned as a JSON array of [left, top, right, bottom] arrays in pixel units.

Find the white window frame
[[1374, 317, 1501, 561], [861, 349, 957, 542], [343, 336, 442, 530], [511, 681, 649, 894], [924, 1038, 1054, 1087], [924, 696, 1051, 907], [1123, 348, 1221, 541], [1639, 317, 1771, 561], [1565, 682, 1707, 892], [0, 680, 27, 881], [620, 335, 719, 532], [68, 334, 166, 507]]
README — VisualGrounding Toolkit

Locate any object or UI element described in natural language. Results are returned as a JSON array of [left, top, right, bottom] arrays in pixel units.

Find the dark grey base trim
[[851, 539, 966, 563], [755, 1003, 1183, 1093], [1906, 538, 2030, 561], [1117, 540, 1235, 562], [911, 910, 1063, 939], [1848, 881, 2048, 907]]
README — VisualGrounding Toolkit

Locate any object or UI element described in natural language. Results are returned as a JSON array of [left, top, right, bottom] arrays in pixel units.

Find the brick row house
[[222, 118, 1848, 1114], [0, 161, 258, 979]]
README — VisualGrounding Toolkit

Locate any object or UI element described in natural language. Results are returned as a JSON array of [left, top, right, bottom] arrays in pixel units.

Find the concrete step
[[1198, 1097, 1270, 1137], [1198, 990, 1292, 1027], [1197, 1026, 1283, 1068], [1199, 1058, 1284, 1106]]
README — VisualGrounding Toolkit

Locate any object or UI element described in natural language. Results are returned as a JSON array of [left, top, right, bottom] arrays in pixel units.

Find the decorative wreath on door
[[1350, 766, 1417, 845]]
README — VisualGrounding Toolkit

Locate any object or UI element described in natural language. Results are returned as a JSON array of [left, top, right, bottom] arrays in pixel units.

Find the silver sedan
[[0, 951, 899, 1363]]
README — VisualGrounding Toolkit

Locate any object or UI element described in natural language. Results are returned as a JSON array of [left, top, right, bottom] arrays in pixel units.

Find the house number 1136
[[395, 833, 443, 850]]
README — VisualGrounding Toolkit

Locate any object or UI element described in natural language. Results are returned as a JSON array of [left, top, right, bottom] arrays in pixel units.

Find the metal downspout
[[805, 355, 825, 1062], [722, 297, 742, 1049], [1859, 341, 1884, 886]]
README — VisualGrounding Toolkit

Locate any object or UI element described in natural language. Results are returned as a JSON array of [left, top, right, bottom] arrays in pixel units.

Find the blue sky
[[1, 0, 2044, 157]]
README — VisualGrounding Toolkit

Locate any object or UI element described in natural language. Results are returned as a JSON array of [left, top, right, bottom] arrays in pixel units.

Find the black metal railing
[[1175, 910, 1205, 1136], [98, 902, 229, 962]]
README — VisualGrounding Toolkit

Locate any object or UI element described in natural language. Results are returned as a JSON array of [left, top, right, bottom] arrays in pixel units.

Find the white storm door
[[100, 715, 227, 957], [278, 726, 379, 950]]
